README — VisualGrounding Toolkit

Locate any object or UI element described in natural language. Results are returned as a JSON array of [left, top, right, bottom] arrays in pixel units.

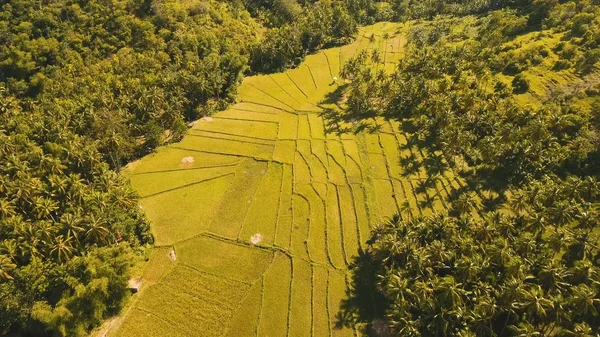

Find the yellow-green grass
[[246, 75, 302, 111], [294, 149, 312, 185], [161, 266, 252, 310], [176, 235, 272, 282], [216, 108, 280, 123], [193, 117, 278, 140], [313, 265, 331, 337], [323, 47, 342, 79], [311, 153, 328, 183], [269, 72, 309, 103], [329, 271, 354, 337], [373, 179, 400, 221], [225, 280, 262, 337], [115, 308, 190, 337], [259, 253, 291, 336], [298, 114, 312, 139], [240, 162, 283, 244], [209, 159, 267, 238], [308, 114, 326, 139], [304, 51, 333, 91], [296, 184, 330, 265], [311, 139, 329, 167], [291, 194, 310, 259], [177, 135, 274, 160], [327, 155, 347, 185], [394, 178, 420, 218], [380, 133, 402, 179], [275, 164, 294, 249], [326, 139, 346, 165], [190, 129, 275, 146], [238, 81, 296, 112], [130, 165, 236, 198], [338, 184, 361, 258], [141, 174, 234, 245], [341, 139, 362, 164], [278, 112, 299, 139], [134, 268, 250, 337], [354, 182, 378, 242], [123, 147, 239, 174], [137, 247, 176, 287], [344, 155, 362, 184], [326, 183, 347, 267], [348, 184, 370, 248], [313, 181, 328, 200], [289, 259, 313, 337], [273, 139, 296, 163], [233, 101, 284, 115], [286, 64, 318, 99]]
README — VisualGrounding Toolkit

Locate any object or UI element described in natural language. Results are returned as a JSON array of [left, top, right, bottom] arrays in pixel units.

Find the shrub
[[512, 73, 530, 93]]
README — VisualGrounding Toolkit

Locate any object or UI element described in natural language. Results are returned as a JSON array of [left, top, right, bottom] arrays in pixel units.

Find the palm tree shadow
[[335, 251, 388, 332], [321, 84, 348, 106]]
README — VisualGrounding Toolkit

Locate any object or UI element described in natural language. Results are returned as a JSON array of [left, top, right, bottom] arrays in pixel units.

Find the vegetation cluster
[[336, 1, 600, 336]]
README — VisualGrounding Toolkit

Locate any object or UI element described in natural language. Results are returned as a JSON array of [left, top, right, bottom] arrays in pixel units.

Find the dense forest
[[1, 0, 600, 335], [334, 0, 600, 336]]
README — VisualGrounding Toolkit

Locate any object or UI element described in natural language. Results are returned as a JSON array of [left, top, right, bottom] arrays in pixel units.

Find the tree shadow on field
[[321, 83, 348, 106], [334, 251, 389, 336]]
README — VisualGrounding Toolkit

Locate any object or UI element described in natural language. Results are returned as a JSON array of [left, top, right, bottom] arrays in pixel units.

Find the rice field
[[113, 21, 484, 337]]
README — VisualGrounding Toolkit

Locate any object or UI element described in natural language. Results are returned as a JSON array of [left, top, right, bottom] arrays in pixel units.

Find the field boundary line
[[247, 83, 297, 111], [228, 106, 280, 115], [335, 184, 351, 266], [269, 75, 303, 105], [189, 129, 276, 142], [211, 115, 279, 124], [304, 64, 318, 89], [139, 172, 234, 199], [131, 162, 240, 176], [240, 100, 295, 113], [285, 72, 309, 98], [170, 146, 271, 162], [323, 51, 334, 79], [187, 134, 275, 147]]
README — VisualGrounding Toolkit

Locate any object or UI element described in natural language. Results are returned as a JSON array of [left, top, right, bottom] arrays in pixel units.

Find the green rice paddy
[[112, 22, 482, 337]]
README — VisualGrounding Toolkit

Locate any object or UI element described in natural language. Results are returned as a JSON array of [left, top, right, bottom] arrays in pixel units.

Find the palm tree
[[32, 196, 59, 221], [84, 215, 110, 245], [454, 193, 475, 215], [568, 284, 599, 318], [0, 255, 16, 280], [434, 276, 465, 309], [517, 284, 554, 322], [50, 235, 75, 263], [0, 199, 15, 218], [60, 213, 83, 244], [509, 192, 529, 215]]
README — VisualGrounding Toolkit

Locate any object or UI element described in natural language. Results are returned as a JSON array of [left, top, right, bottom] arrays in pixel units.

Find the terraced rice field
[[112, 22, 481, 337]]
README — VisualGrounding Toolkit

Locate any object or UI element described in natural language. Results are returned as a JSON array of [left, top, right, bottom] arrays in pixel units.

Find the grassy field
[[113, 21, 481, 337]]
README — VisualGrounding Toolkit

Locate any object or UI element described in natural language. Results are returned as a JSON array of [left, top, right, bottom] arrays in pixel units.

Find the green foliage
[[0, 0, 260, 167], [512, 73, 530, 93], [339, 2, 600, 336], [250, 0, 365, 72], [348, 190, 600, 335], [0, 86, 150, 335]]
